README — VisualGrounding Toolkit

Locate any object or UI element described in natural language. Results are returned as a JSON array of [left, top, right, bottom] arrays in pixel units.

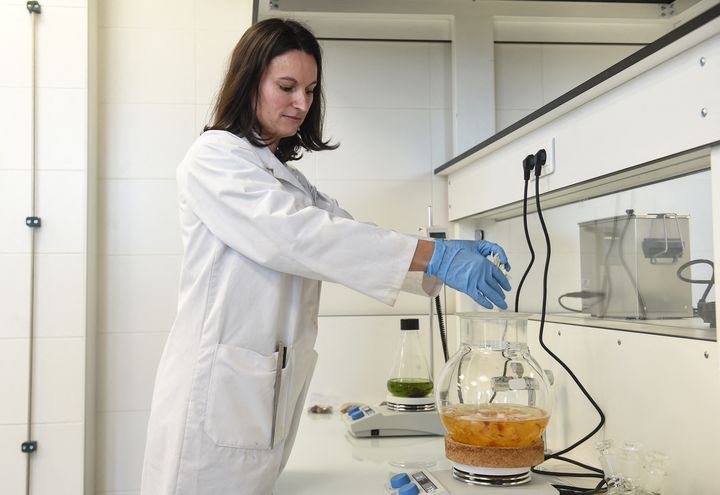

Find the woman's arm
[[409, 239, 435, 272]]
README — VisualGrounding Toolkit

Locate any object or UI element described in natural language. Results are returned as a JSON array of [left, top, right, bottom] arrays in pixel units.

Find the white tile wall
[[0, 5, 32, 87], [32, 338, 85, 423], [195, 29, 242, 105], [0, 171, 32, 253], [37, 88, 87, 170], [494, 44, 544, 110], [96, 411, 150, 493], [541, 44, 640, 103], [494, 42, 640, 131], [194, 0, 254, 30], [100, 28, 195, 104], [321, 40, 432, 109], [35, 254, 86, 338], [36, 6, 87, 89], [317, 108, 433, 181], [98, 179, 182, 255], [98, 0, 194, 29], [99, 103, 196, 178], [30, 422, 85, 495], [0, 424, 28, 494], [0, 87, 31, 170], [0, 340, 30, 424], [1, 1, 89, 493], [0, 255, 31, 338], [98, 255, 181, 334], [97, 332, 168, 412], [36, 170, 85, 253]]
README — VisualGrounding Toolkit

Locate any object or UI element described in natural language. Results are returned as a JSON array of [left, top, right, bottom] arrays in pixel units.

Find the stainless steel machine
[[578, 212, 693, 319]]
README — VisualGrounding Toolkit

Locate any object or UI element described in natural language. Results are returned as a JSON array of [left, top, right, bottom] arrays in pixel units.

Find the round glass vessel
[[435, 313, 553, 449]]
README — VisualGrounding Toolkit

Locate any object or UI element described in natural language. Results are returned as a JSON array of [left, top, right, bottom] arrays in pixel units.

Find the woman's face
[[256, 49, 317, 152]]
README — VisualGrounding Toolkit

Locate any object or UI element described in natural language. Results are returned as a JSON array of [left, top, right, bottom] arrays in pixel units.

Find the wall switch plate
[[530, 137, 555, 180]]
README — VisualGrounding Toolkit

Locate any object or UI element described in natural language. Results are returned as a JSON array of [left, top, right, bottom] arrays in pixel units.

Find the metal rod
[[26, 4, 41, 494]]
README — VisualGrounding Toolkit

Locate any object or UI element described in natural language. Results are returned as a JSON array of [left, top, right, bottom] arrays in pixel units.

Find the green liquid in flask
[[386, 378, 434, 398]]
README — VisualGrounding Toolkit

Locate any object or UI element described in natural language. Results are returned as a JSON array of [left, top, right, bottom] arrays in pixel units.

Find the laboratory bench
[[276, 410, 449, 494], [275, 409, 591, 495]]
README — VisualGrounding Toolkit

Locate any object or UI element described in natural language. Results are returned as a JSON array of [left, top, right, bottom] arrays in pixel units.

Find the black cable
[[515, 176, 535, 312], [435, 295, 449, 363], [489, 351, 510, 403], [553, 455, 604, 474], [677, 259, 714, 304], [616, 212, 647, 319], [532, 171, 606, 459], [558, 291, 605, 314]]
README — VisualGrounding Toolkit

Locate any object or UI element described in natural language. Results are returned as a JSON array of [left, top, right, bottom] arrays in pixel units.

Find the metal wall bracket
[[21, 441, 38, 454], [660, 2, 675, 17], [26, 1, 41, 14], [25, 216, 41, 228]]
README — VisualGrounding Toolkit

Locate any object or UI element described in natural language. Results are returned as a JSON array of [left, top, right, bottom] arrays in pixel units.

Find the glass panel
[[473, 168, 715, 341]]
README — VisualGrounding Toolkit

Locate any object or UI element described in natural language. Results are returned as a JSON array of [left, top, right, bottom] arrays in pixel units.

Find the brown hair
[[205, 18, 337, 162]]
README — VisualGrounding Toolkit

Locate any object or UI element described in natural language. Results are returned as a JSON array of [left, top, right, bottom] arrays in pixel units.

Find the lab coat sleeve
[[311, 183, 442, 298], [312, 187, 353, 220], [179, 136, 418, 306]]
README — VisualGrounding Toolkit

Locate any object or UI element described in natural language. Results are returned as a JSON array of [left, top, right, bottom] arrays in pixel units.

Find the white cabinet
[[443, 21, 720, 222]]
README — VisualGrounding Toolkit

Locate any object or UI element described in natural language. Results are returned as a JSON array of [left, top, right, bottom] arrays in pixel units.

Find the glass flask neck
[[458, 314, 530, 349]]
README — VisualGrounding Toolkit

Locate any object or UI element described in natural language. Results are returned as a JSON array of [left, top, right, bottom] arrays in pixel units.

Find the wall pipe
[[23, 2, 42, 494]]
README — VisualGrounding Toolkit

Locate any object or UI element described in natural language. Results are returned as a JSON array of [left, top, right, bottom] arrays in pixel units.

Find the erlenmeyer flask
[[387, 318, 434, 401]]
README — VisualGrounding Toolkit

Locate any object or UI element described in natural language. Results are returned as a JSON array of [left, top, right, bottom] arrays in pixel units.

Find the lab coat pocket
[[204, 344, 285, 450]]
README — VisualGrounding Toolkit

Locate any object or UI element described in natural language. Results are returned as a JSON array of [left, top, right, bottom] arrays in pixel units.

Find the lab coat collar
[[255, 144, 307, 193]]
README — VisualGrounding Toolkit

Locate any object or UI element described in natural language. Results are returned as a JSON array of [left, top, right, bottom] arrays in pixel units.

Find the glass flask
[[596, 440, 669, 494], [386, 318, 434, 410], [435, 312, 553, 453]]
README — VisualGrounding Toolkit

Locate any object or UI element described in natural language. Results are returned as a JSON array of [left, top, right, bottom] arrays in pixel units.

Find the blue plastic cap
[[350, 410, 364, 420], [398, 482, 420, 495], [347, 406, 360, 415], [390, 473, 411, 488]]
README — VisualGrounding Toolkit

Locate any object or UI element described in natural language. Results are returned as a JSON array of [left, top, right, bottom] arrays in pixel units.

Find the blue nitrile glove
[[426, 239, 512, 309], [455, 240, 511, 272]]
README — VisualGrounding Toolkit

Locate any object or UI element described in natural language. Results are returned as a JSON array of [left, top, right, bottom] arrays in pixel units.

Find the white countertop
[[276, 410, 450, 494], [275, 410, 588, 495]]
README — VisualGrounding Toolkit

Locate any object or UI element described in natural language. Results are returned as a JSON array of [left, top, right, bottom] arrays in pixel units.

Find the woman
[[140, 18, 511, 495]]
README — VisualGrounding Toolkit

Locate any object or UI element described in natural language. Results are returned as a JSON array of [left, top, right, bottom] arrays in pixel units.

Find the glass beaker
[[387, 318, 434, 399], [435, 312, 553, 448]]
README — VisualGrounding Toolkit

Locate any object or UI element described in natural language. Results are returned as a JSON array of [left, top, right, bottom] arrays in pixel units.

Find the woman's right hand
[[425, 239, 511, 309]]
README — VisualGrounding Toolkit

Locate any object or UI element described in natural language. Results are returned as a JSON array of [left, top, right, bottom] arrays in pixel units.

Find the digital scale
[[342, 399, 446, 438], [384, 469, 560, 495]]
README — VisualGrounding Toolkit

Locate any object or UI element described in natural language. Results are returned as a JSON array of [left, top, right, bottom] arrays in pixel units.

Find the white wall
[[0, 1, 89, 494], [495, 42, 643, 131], [94, 1, 253, 494]]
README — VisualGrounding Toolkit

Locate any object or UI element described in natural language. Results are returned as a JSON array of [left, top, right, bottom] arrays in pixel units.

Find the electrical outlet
[[530, 137, 555, 180]]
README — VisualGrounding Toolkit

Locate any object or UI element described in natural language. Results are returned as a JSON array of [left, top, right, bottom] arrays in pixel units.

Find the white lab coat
[[140, 130, 439, 495]]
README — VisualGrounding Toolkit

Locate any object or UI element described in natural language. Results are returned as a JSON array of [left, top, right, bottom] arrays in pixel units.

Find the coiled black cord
[[435, 295, 449, 363]]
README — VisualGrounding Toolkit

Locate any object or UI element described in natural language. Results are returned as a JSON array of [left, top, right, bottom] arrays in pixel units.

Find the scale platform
[[343, 402, 446, 438], [385, 468, 560, 495]]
